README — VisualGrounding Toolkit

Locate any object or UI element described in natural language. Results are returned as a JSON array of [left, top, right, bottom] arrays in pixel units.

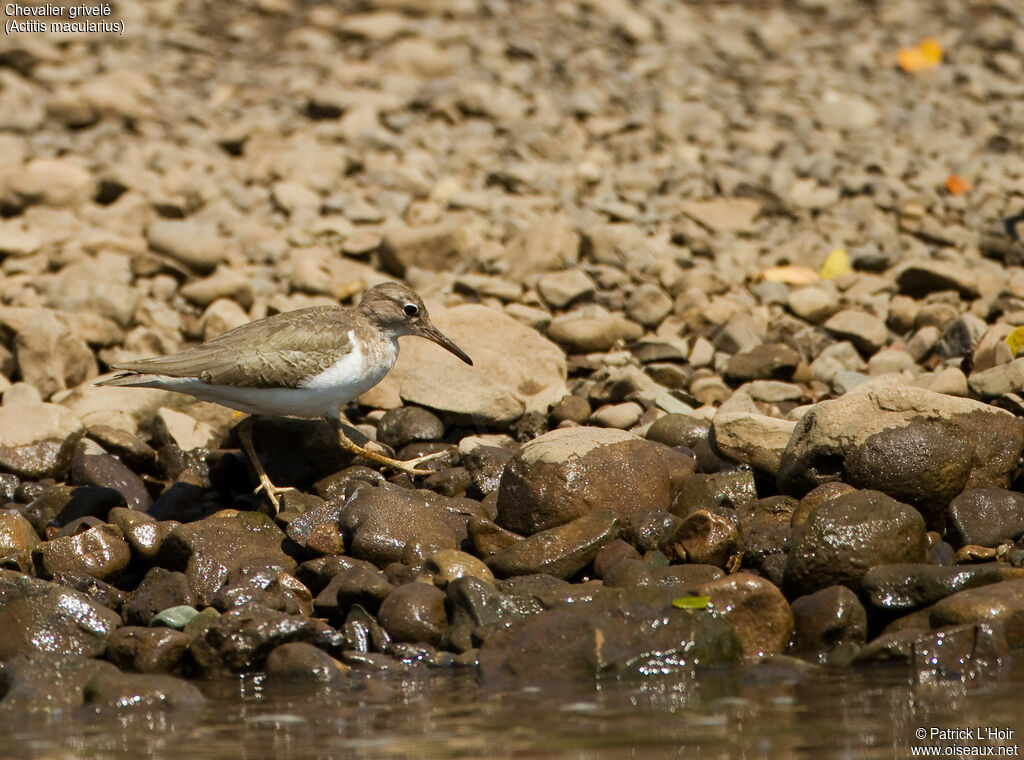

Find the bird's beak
[[419, 323, 473, 365]]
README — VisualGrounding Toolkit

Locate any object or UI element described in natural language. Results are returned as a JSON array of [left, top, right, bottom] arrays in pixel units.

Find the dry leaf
[[760, 264, 819, 285], [945, 174, 971, 195], [898, 38, 943, 73], [820, 249, 851, 280]]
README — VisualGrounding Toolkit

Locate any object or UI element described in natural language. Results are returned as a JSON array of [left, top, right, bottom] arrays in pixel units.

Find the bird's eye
[[403, 303, 419, 317]]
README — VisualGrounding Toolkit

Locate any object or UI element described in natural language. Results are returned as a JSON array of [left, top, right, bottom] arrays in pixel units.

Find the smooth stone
[[147, 219, 228, 273], [487, 509, 621, 580], [149, 605, 201, 630], [400, 362, 525, 426], [700, 573, 793, 658], [0, 403, 85, 479], [862, 563, 1024, 613], [35, 523, 131, 583], [0, 509, 40, 572], [105, 626, 191, 674], [822, 310, 888, 355], [265, 642, 347, 684], [376, 406, 444, 449], [710, 412, 795, 474], [84, 670, 206, 709], [546, 312, 644, 353], [123, 568, 194, 625], [425, 549, 495, 585], [377, 583, 448, 646], [645, 414, 710, 448], [722, 343, 800, 383], [789, 585, 867, 661], [948, 488, 1024, 547]]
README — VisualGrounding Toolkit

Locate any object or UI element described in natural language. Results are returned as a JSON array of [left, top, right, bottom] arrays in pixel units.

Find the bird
[[96, 282, 473, 511]]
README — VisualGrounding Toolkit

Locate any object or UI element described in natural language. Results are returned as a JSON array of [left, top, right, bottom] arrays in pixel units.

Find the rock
[[152, 407, 219, 451], [366, 304, 566, 416], [377, 582, 448, 645], [645, 414, 710, 448], [549, 395, 592, 425], [589, 401, 643, 429], [147, 220, 228, 272], [379, 219, 475, 276], [70, 446, 151, 512], [496, 427, 693, 535], [0, 569, 120, 659], [0, 405, 86, 480], [487, 509, 621, 580], [722, 343, 800, 382], [789, 586, 867, 660], [503, 214, 580, 281], [968, 357, 1024, 399], [425, 549, 495, 585], [109, 509, 179, 562], [400, 363, 525, 426], [158, 513, 296, 606], [784, 490, 928, 597], [105, 626, 191, 674], [537, 269, 595, 309], [0, 510, 40, 573], [4, 158, 95, 208], [189, 603, 326, 675], [855, 623, 1005, 675], [862, 564, 1024, 613], [787, 286, 838, 324], [35, 523, 131, 582], [122, 567, 194, 625], [376, 406, 444, 449], [0, 655, 117, 711], [211, 565, 312, 616], [265, 642, 347, 684], [671, 470, 757, 516], [670, 510, 740, 567], [814, 91, 880, 130], [13, 311, 96, 399], [711, 412, 795, 474], [778, 379, 1024, 528], [625, 283, 673, 327], [284, 500, 345, 557], [313, 563, 394, 618], [700, 573, 793, 658], [895, 260, 979, 299], [84, 669, 206, 709], [948, 488, 1024, 547], [338, 482, 467, 567], [926, 578, 1024, 646], [680, 198, 762, 234], [478, 589, 741, 684], [822, 310, 888, 355], [936, 314, 987, 358], [546, 311, 644, 353]]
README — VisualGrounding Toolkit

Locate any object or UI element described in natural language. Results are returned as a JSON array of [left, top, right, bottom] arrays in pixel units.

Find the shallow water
[[4, 657, 1024, 760]]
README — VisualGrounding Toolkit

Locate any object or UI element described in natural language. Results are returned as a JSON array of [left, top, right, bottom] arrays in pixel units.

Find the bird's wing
[[111, 306, 355, 388]]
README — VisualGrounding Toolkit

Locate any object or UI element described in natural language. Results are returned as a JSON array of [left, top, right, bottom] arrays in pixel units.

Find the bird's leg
[[324, 414, 447, 476], [237, 417, 297, 513]]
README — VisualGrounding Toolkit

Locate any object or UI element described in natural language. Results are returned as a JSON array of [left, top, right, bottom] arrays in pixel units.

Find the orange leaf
[[945, 174, 971, 195], [760, 264, 819, 285], [898, 38, 943, 72]]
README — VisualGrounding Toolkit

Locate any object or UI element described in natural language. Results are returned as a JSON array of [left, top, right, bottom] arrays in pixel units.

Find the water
[[4, 657, 1024, 760]]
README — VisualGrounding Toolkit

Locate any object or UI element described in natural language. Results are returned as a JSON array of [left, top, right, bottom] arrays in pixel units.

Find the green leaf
[[672, 595, 710, 610]]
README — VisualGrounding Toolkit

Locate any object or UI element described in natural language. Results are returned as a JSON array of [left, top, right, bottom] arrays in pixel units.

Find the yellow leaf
[[820, 248, 851, 280], [1005, 327, 1024, 357], [898, 38, 943, 72], [760, 264, 819, 285], [672, 596, 710, 610]]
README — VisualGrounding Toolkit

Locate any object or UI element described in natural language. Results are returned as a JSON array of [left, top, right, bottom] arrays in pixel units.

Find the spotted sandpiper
[[96, 282, 472, 511]]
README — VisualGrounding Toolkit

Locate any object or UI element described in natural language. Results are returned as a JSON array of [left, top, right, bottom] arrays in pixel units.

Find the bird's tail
[[94, 372, 166, 389]]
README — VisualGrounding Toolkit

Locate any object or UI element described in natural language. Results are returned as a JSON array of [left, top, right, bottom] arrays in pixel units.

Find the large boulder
[[777, 378, 1024, 528], [496, 427, 694, 535]]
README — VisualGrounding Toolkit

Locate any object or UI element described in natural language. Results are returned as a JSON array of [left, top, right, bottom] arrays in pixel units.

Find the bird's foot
[[385, 449, 449, 476], [253, 476, 298, 513]]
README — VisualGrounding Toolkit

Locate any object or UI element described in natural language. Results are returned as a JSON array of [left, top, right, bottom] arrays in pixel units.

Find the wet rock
[[778, 380, 1024, 528], [497, 427, 693, 535], [487, 509, 621, 580], [0, 509, 40, 572], [265, 642, 347, 685], [671, 470, 757, 516], [478, 589, 742, 684], [0, 569, 120, 659], [426, 549, 495, 585], [105, 626, 190, 674], [927, 577, 1024, 646], [862, 564, 1024, 614], [711, 412, 795, 474], [0, 655, 117, 711], [284, 500, 345, 557], [123, 568, 193, 625], [70, 445, 151, 512], [35, 523, 131, 583], [467, 517, 522, 558], [84, 669, 206, 709], [189, 603, 327, 676], [212, 565, 312, 616], [549, 395, 592, 425], [947, 488, 1024, 547], [645, 414, 710, 448], [735, 496, 796, 578], [158, 512, 296, 606], [790, 482, 856, 527], [856, 623, 1007, 678], [784, 490, 928, 597], [0, 403, 85, 479], [623, 509, 682, 554], [376, 406, 445, 449], [789, 585, 867, 661], [669, 510, 740, 567], [700, 573, 793, 658], [314, 564, 394, 618], [109, 508, 179, 562], [378, 582, 448, 646], [150, 606, 201, 630], [339, 483, 471, 567]]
